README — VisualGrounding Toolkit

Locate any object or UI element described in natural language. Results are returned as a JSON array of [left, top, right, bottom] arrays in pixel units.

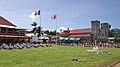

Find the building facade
[[91, 20, 101, 42], [91, 20, 111, 43], [60, 20, 111, 43], [100, 23, 111, 42], [0, 16, 31, 43], [60, 28, 92, 43]]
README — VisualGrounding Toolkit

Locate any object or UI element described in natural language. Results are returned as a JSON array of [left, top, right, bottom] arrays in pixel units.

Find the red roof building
[[61, 28, 92, 37], [60, 28, 93, 42], [60, 20, 110, 43], [0, 16, 31, 39], [0, 16, 16, 27]]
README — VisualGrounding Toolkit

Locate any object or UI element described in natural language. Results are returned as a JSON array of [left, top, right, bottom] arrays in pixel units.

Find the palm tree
[[31, 22, 38, 35], [31, 22, 37, 27]]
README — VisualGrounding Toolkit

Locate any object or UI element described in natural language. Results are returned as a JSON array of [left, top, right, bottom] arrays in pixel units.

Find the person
[[93, 45, 99, 52]]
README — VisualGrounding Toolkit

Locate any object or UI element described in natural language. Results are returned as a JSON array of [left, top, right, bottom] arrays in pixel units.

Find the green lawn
[[0, 45, 120, 67]]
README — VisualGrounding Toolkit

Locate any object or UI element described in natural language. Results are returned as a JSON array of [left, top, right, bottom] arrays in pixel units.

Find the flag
[[38, 10, 40, 15], [51, 14, 57, 19], [29, 12, 38, 20], [29, 10, 40, 20], [34, 10, 40, 16], [34, 12, 37, 15]]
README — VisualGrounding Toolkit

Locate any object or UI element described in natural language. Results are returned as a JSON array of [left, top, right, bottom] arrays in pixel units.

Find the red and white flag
[[51, 14, 57, 19]]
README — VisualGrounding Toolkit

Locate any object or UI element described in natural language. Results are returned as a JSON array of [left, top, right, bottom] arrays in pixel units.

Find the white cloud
[[29, 12, 39, 20], [43, 26, 74, 32], [59, 27, 67, 31], [58, 26, 74, 32]]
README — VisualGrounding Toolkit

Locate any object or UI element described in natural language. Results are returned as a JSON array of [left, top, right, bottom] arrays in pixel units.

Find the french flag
[[34, 10, 40, 15]]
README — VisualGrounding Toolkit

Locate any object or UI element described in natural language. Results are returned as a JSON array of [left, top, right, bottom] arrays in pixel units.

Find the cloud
[[43, 26, 73, 33], [58, 26, 74, 32], [29, 12, 39, 20]]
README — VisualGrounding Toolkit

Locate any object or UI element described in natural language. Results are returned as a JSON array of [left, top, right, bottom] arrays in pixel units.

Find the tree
[[31, 22, 37, 27], [108, 29, 114, 37], [31, 22, 37, 35], [44, 30, 49, 35], [109, 28, 120, 43], [37, 26, 41, 37], [44, 30, 59, 36], [109, 28, 120, 37]]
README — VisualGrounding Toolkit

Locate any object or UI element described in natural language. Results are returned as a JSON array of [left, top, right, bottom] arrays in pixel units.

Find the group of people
[[0, 39, 119, 50], [0, 42, 52, 50], [57, 41, 120, 48]]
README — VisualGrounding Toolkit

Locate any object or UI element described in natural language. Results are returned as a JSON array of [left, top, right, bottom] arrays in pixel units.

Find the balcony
[[0, 27, 26, 36]]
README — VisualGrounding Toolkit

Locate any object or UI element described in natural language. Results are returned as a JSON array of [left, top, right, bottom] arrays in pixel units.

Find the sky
[[0, 0, 120, 31]]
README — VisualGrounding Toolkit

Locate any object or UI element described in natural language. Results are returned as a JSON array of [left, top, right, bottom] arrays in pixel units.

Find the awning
[[69, 38, 80, 41], [69, 34, 91, 37], [59, 37, 64, 40], [58, 37, 69, 40], [58, 37, 80, 41], [69, 38, 74, 40], [74, 38, 80, 40], [64, 37, 69, 40], [39, 36, 49, 39], [0, 35, 31, 38]]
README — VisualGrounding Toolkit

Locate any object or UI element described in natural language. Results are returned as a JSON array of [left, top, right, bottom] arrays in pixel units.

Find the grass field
[[0, 45, 120, 67]]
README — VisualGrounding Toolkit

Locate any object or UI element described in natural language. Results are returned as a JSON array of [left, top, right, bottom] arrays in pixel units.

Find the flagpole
[[51, 14, 57, 44], [38, 10, 41, 42], [40, 12, 41, 37], [39, 10, 41, 37], [55, 15, 57, 45]]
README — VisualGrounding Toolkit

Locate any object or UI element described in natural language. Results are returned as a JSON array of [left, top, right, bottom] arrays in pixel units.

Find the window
[[102, 34, 104, 37]]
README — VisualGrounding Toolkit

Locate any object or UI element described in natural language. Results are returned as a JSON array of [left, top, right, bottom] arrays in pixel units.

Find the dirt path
[[112, 62, 120, 67], [106, 60, 120, 67]]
